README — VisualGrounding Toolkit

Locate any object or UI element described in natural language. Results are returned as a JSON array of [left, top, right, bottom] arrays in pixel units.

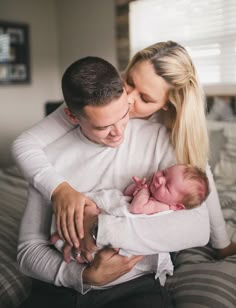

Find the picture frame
[[0, 21, 30, 84]]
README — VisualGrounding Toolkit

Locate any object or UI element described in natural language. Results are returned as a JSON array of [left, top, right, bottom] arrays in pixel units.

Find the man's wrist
[[51, 181, 69, 200]]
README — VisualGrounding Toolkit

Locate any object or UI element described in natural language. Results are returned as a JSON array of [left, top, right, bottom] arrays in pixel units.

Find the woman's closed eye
[[140, 93, 157, 104], [140, 94, 150, 103]]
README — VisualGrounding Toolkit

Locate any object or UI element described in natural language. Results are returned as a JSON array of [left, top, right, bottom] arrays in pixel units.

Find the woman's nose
[[127, 88, 140, 107], [128, 92, 135, 106]]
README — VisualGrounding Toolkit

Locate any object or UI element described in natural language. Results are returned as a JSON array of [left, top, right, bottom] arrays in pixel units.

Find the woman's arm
[[12, 104, 95, 246], [205, 165, 231, 249], [12, 104, 74, 200]]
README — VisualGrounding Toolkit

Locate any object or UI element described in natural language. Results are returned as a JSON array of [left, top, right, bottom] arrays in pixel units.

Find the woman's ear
[[162, 103, 169, 111], [64, 108, 80, 125], [162, 101, 172, 111]]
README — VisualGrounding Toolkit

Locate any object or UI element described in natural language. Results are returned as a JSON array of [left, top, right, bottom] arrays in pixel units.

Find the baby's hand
[[132, 176, 147, 196]]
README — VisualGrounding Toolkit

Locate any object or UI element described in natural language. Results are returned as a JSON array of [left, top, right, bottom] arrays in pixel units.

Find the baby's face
[[149, 165, 188, 206]]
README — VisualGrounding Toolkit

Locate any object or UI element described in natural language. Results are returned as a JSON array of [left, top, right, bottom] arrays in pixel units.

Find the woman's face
[[126, 60, 170, 118]]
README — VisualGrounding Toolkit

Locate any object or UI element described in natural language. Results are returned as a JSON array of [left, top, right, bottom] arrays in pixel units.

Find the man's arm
[[96, 196, 210, 255], [17, 186, 90, 294], [18, 186, 143, 291]]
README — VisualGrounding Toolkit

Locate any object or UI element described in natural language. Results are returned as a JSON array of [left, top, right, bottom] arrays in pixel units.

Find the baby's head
[[149, 164, 210, 209], [179, 165, 210, 209]]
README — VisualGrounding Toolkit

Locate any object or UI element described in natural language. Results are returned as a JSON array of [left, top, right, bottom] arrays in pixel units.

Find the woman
[[13, 41, 235, 256]]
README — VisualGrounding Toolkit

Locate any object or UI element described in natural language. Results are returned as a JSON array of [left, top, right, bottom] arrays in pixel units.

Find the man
[[18, 57, 209, 308]]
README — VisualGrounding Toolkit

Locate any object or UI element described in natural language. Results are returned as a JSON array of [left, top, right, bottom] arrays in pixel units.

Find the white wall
[[0, 0, 116, 167], [0, 0, 62, 166], [56, 0, 117, 75]]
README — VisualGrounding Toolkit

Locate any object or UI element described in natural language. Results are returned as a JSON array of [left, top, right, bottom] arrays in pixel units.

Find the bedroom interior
[[0, 0, 235, 307]]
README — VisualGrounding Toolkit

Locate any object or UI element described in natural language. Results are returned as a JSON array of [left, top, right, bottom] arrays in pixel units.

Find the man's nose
[[110, 123, 123, 136]]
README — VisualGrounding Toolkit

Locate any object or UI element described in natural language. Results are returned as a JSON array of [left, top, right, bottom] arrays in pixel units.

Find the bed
[[166, 120, 236, 307], [0, 120, 235, 308], [0, 167, 31, 308]]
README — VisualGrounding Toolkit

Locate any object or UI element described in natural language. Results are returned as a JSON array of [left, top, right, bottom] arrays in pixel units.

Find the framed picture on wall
[[207, 96, 236, 121], [0, 21, 30, 84]]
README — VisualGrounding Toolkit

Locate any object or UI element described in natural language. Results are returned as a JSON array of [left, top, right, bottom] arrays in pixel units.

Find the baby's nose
[[156, 176, 165, 186]]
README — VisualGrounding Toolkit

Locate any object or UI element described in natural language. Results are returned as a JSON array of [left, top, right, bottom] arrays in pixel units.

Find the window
[[129, 0, 236, 94]]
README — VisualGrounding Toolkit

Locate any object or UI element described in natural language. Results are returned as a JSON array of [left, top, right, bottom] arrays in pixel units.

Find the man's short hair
[[62, 56, 124, 117]]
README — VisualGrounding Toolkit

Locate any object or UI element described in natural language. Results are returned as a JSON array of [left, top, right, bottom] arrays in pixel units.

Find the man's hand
[[50, 202, 99, 263], [83, 248, 144, 286], [51, 182, 97, 247]]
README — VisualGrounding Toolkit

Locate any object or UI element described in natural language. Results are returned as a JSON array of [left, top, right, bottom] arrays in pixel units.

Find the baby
[[51, 164, 210, 250], [125, 164, 210, 215], [50, 164, 210, 285]]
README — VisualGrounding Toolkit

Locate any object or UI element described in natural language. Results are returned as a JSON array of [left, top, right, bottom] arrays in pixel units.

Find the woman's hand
[[83, 248, 144, 286], [51, 182, 97, 248], [216, 241, 236, 259]]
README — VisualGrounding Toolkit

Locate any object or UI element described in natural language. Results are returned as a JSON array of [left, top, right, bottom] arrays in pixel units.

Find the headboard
[[45, 101, 63, 116]]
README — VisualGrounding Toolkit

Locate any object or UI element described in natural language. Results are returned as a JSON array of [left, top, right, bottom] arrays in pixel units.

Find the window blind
[[129, 0, 236, 94]]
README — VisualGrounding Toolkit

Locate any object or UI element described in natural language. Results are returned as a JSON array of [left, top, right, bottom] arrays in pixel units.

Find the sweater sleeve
[[17, 186, 91, 294], [97, 203, 210, 254], [12, 104, 76, 200], [205, 165, 230, 248]]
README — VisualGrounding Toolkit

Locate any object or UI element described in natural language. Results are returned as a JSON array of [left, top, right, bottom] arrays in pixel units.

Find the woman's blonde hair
[[126, 41, 209, 170]]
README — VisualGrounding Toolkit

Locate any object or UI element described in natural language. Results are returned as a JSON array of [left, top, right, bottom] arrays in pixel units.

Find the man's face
[[78, 90, 130, 147]]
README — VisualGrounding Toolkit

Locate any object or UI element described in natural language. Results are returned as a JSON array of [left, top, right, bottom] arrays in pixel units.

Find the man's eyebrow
[[93, 107, 129, 129]]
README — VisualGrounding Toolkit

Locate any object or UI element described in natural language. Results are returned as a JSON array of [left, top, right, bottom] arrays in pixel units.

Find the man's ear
[[64, 108, 80, 125]]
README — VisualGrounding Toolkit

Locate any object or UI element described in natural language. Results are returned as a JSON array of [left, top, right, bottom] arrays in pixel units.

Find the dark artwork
[[0, 21, 30, 84], [207, 96, 236, 121]]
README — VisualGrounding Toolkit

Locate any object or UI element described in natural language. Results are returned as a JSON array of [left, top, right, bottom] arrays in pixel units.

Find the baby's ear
[[172, 203, 185, 210]]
